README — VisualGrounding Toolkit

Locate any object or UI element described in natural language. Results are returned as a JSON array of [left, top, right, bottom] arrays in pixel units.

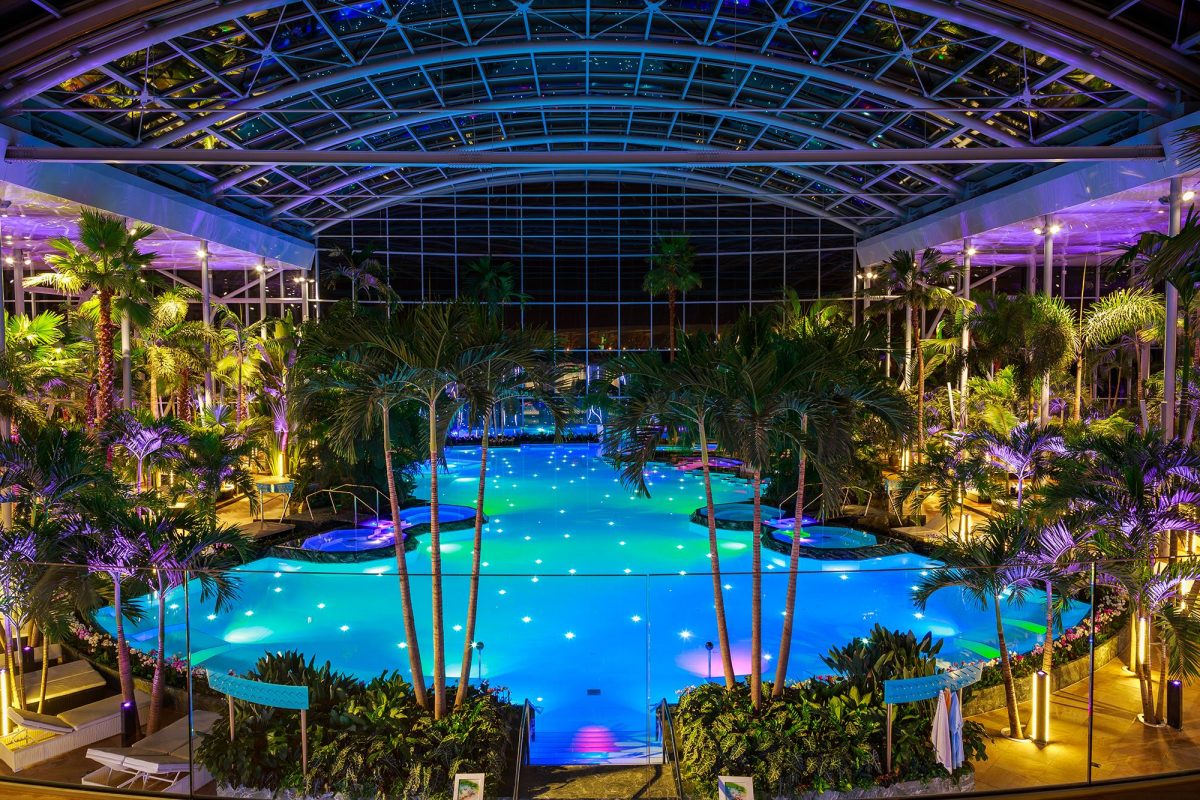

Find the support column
[[1026, 247, 1037, 295], [0, 228, 10, 529], [1040, 220, 1056, 425], [11, 250, 25, 318], [199, 243, 214, 409], [258, 262, 268, 333], [959, 242, 973, 430], [300, 275, 311, 323], [1164, 177, 1182, 440]]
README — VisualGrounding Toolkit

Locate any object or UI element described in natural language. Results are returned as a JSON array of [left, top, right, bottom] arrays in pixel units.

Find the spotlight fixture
[[1185, 190, 1197, 203], [196, 248, 208, 258], [1032, 226, 1043, 235], [1049, 223, 1061, 235], [965, 246, 977, 256]]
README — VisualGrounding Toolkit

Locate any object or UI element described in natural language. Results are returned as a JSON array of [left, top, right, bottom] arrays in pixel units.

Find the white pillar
[[960, 242, 973, 430], [199, 243, 214, 408], [11, 251, 25, 318], [1164, 177, 1182, 440], [300, 274, 311, 322], [258, 262, 268, 333], [1026, 247, 1037, 295], [0, 230, 10, 529], [1040, 220, 1055, 425]]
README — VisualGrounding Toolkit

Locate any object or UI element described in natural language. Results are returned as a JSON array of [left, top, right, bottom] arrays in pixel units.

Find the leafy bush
[[197, 651, 517, 799], [676, 680, 878, 797], [676, 626, 987, 797]]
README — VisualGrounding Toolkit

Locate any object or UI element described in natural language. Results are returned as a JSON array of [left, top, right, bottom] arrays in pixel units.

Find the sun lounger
[[0, 690, 150, 772], [82, 709, 219, 795], [21, 659, 110, 715]]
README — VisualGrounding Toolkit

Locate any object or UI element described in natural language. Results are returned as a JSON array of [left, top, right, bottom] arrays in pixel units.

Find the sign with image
[[717, 775, 754, 800], [453, 772, 485, 800]]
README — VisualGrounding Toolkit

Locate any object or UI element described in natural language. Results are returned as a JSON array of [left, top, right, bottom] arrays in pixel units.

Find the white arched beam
[[308, 167, 867, 236], [205, 95, 963, 195], [269, 134, 909, 219]]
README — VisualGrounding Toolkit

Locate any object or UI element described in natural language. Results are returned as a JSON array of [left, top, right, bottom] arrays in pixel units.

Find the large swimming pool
[[100, 444, 1085, 763]]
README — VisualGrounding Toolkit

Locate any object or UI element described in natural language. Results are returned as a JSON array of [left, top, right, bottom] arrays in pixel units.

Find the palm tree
[[1054, 431, 1200, 724], [255, 317, 301, 477], [455, 314, 565, 707], [643, 234, 701, 357], [603, 331, 739, 690], [900, 435, 993, 540], [971, 294, 1076, 424], [138, 289, 218, 420], [873, 248, 965, 456], [26, 209, 156, 430], [136, 504, 249, 732], [1027, 520, 1091, 674], [975, 422, 1063, 509], [915, 512, 1040, 739], [214, 306, 260, 424], [324, 245, 394, 308], [110, 410, 185, 493], [339, 302, 515, 718], [315, 353, 431, 710], [463, 257, 530, 316], [771, 311, 908, 694], [708, 314, 797, 709], [174, 421, 258, 523], [1082, 288, 1165, 431], [1, 311, 87, 428]]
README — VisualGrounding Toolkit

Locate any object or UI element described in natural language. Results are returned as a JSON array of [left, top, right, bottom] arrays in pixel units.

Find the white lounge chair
[[21, 659, 109, 713], [82, 709, 219, 795], [0, 690, 150, 772]]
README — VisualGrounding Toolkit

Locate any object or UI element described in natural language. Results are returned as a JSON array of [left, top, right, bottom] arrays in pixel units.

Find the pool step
[[518, 764, 679, 799], [529, 729, 662, 766]]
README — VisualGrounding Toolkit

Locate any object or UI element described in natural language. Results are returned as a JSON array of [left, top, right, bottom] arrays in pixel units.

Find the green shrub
[[197, 651, 517, 799]]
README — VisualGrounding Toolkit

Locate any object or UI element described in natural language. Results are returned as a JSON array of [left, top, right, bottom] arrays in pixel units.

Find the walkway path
[[971, 658, 1200, 791]]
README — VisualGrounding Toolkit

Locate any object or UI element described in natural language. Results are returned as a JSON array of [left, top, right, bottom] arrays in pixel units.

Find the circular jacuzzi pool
[[776, 525, 877, 549], [300, 504, 479, 553], [691, 501, 811, 530]]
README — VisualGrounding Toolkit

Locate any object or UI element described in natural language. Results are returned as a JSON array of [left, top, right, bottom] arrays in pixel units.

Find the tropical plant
[[324, 244, 394, 308], [1082, 288, 1165, 431], [137, 288, 217, 420], [914, 512, 1042, 739], [643, 234, 701, 356], [900, 435, 993, 539], [174, 419, 258, 522], [109, 410, 185, 493], [27, 209, 157, 429], [974, 421, 1063, 509], [463, 256, 529, 315]]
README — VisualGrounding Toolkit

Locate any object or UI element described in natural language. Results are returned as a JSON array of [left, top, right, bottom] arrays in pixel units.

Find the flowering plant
[[71, 621, 204, 689]]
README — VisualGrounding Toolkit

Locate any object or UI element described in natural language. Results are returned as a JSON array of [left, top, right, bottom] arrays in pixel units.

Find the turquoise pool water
[[100, 444, 1086, 761], [300, 504, 478, 553]]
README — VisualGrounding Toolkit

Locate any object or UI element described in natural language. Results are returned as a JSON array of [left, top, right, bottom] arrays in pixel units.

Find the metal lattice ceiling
[[1, 0, 1197, 239]]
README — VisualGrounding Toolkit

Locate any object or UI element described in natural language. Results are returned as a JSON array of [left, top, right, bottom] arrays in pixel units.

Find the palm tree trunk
[[2, 615, 20, 710], [698, 422, 736, 689], [382, 408, 428, 709], [149, 376, 160, 420], [36, 635, 50, 714], [773, 425, 807, 697], [914, 306, 926, 460], [112, 576, 139, 733], [1042, 579, 1055, 674], [903, 302, 913, 391], [1137, 342, 1150, 432], [455, 416, 489, 708], [1073, 355, 1084, 421], [994, 597, 1023, 739], [428, 397, 447, 720], [750, 468, 763, 710], [95, 288, 115, 430], [148, 583, 167, 733], [1155, 636, 1168, 724]]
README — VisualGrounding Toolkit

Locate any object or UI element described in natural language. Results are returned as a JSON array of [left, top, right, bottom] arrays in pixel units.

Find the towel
[[949, 691, 964, 769], [931, 690, 954, 772]]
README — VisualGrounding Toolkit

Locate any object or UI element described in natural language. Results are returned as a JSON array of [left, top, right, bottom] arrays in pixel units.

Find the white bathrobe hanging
[[931, 689, 954, 772], [949, 690, 965, 769]]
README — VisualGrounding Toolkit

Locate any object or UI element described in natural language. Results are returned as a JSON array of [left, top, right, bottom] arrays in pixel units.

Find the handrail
[[302, 488, 375, 526], [655, 699, 685, 800], [511, 699, 535, 800], [329, 483, 388, 516]]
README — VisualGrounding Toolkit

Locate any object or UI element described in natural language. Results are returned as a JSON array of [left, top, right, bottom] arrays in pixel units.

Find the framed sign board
[[453, 772, 485, 800], [717, 775, 754, 800]]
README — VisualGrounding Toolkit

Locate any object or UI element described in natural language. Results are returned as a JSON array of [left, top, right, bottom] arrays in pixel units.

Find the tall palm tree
[[135, 504, 249, 732], [643, 234, 701, 357], [314, 353, 431, 710], [1082, 288, 1165, 431], [873, 248, 964, 456], [342, 302, 515, 718], [454, 314, 565, 707], [915, 512, 1040, 740], [603, 331, 740, 690], [971, 294, 1076, 424], [214, 306, 260, 424], [1027, 520, 1091, 674], [137, 289, 217, 420], [771, 312, 908, 694], [26, 209, 157, 430], [708, 314, 797, 709]]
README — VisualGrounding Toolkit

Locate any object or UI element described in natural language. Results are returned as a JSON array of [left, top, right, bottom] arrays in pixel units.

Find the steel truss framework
[[1, 0, 1197, 242]]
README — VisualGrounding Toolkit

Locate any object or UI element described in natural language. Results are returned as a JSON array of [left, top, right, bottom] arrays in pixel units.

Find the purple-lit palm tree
[[975, 421, 1062, 509], [136, 504, 249, 732], [1027, 520, 1091, 674], [110, 410, 186, 493]]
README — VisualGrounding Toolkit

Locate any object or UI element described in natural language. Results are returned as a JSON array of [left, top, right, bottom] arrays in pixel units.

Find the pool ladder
[[302, 484, 388, 526]]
